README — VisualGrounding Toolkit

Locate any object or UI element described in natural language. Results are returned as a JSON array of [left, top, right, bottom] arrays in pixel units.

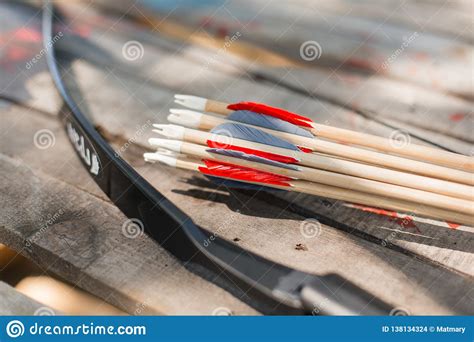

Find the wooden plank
[[63, 3, 474, 149], [118, 0, 474, 98], [3, 1, 470, 149], [1, 105, 473, 314], [50, 32, 474, 274], [0, 144, 257, 315], [1, 2, 472, 315], [0, 2, 62, 114], [293, 0, 474, 44], [0, 281, 59, 315]]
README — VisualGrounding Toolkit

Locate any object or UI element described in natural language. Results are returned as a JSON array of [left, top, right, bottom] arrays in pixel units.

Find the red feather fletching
[[206, 140, 299, 164], [297, 146, 313, 153], [227, 102, 314, 128], [198, 160, 292, 187]]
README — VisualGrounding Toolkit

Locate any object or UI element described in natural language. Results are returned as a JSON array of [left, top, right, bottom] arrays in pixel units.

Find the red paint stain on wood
[[0, 25, 92, 72], [200, 18, 229, 38], [336, 73, 361, 86], [446, 222, 460, 229], [352, 204, 420, 232], [449, 113, 466, 122], [414, 52, 429, 61], [345, 58, 374, 71], [0, 28, 42, 71], [13, 27, 42, 42]]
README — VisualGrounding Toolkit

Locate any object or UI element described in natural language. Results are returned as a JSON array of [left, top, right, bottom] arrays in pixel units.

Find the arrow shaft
[[189, 112, 473, 185], [203, 98, 474, 172], [179, 126, 473, 200], [165, 155, 473, 226], [175, 141, 473, 215]]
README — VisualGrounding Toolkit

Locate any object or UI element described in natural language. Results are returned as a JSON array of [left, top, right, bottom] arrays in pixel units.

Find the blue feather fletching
[[205, 176, 285, 192], [228, 110, 314, 138], [207, 148, 299, 171], [210, 123, 299, 151]]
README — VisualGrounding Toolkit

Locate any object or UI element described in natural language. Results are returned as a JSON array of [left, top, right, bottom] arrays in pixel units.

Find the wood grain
[[0, 110, 472, 314], [0, 1, 472, 315], [61, 4, 474, 151], [0, 148, 257, 315]]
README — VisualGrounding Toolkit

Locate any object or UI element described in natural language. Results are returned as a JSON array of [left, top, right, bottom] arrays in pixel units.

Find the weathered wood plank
[[306, 0, 473, 44], [3, 1, 471, 149], [51, 42, 473, 274], [1, 109, 473, 314], [117, 0, 473, 98], [0, 148, 257, 315], [62, 3, 474, 149], [1, 2, 472, 315], [0, 2, 62, 114], [136, 158, 474, 314], [0, 281, 59, 315]]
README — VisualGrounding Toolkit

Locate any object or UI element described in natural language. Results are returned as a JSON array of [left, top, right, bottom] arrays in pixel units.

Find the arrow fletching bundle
[[199, 159, 293, 187], [173, 94, 474, 173], [208, 122, 301, 164], [143, 94, 474, 226], [227, 102, 315, 128]]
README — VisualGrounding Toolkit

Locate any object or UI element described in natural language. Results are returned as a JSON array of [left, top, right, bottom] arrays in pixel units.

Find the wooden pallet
[[0, 1, 472, 315]]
